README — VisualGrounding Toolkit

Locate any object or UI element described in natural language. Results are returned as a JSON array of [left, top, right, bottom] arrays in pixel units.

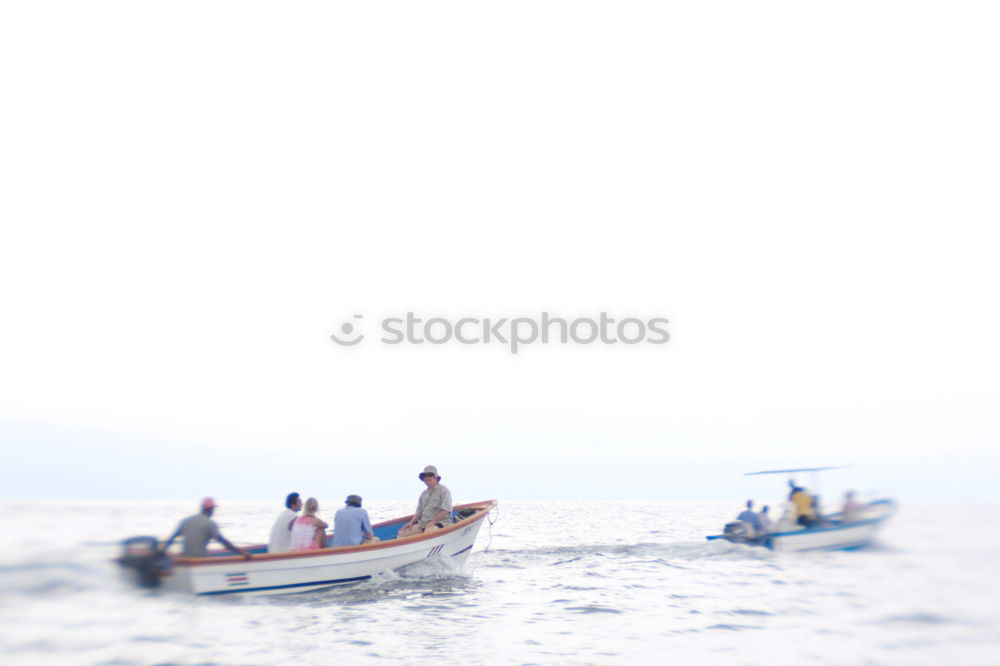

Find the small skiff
[[119, 500, 496, 596], [707, 498, 896, 551]]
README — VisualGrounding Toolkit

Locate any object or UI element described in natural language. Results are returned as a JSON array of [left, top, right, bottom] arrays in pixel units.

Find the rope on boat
[[484, 504, 498, 553]]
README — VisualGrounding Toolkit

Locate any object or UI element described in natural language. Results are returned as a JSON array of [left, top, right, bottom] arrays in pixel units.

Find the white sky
[[1, 2, 998, 502]]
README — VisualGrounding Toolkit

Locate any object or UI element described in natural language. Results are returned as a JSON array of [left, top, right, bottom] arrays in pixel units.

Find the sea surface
[[1, 499, 998, 665]]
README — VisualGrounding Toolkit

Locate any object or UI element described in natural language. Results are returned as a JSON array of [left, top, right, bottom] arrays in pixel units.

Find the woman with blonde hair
[[288, 497, 328, 550]]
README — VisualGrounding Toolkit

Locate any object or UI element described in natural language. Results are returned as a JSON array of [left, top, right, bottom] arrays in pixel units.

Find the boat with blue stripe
[[120, 500, 496, 596], [705, 467, 896, 552], [707, 498, 896, 551]]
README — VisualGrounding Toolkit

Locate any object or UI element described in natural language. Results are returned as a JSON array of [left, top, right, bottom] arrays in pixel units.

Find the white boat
[[119, 500, 496, 596], [706, 467, 897, 552], [707, 498, 896, 551]]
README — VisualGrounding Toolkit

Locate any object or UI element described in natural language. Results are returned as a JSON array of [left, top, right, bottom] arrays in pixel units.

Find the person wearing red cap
[[160, 497, 251, 559]]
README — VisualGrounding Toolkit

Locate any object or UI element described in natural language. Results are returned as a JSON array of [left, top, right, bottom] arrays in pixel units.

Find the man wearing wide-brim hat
[[398, 465, 453, 538]]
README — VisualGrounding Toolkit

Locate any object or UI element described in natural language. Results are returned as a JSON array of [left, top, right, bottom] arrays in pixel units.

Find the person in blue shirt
[[737, 499, 763, 534], [758, 504, 773, 533], [330, 495, 379, 547]]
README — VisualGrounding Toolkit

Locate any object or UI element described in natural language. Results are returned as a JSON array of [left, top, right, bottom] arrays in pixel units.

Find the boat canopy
[[744, 466, 848, 476]]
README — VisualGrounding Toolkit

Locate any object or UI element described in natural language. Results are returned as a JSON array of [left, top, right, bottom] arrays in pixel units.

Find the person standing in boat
[[330, 494, 380, 547], [160, 497, 251, 559], [268, 492, 302, 553], [398, 465, 453, 538], [289, 497, 328, 550], [788, 480, 817, 527], [736, 500, 763, 535]]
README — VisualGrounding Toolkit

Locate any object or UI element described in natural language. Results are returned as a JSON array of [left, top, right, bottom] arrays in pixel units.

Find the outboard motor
[[118, 536, 167, 588], [722, 520, 757, 544]]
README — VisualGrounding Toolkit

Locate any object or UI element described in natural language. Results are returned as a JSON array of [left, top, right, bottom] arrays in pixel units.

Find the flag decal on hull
[[225, 573, 249, 586]]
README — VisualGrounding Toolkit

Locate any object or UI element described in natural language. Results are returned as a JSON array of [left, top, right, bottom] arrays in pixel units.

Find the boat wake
[[482, 540, 773, 564], [0, 560, 105, 597]]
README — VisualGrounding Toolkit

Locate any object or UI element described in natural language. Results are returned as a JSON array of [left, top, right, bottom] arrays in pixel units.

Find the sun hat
[[201, 497, 216, 509], [419, 465, 440, 480]]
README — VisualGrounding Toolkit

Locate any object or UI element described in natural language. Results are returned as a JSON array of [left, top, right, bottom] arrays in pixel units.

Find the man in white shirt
[[268, 492, 302, 553]]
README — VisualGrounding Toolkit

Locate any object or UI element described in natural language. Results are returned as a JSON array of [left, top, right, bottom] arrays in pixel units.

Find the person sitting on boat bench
[[268, 492, 302, 553], [331, 494, 380, 547], [811, 495, 833, 527], [289, 497, 328, 550], [774, 502, 798, 531], [398, 465, 453, 538], [737, 500, 763, 535], [841, 491, 865, 523], [161, 497, 251, 559]]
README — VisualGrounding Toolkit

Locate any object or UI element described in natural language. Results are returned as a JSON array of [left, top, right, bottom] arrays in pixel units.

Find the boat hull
[[157, 500, 495, 596]]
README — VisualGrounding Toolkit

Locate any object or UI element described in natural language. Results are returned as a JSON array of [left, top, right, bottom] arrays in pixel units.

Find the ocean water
[[1, 499, 998, 665]]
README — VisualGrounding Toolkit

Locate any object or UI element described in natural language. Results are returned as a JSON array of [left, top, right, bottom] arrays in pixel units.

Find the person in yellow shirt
[[788, 480, 816, 527]]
